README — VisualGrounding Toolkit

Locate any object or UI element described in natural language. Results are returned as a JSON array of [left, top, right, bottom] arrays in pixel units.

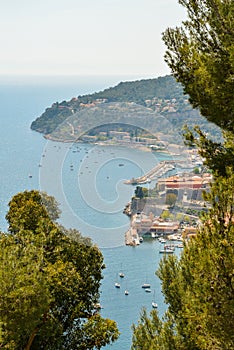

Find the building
[[150, 220, 179, 235], [157, 174, 212, 192]]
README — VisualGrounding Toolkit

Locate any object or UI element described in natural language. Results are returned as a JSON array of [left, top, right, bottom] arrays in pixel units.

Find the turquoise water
[[0, 78, 182, 349]]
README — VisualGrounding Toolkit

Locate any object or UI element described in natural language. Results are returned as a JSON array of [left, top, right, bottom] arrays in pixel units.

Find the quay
[[125, 227, 140, 246], [124, 160, 180, 185]]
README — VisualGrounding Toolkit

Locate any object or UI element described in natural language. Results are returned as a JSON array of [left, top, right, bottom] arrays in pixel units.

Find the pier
[[124, 160, 180, 185], [125, 227, 140, 246]]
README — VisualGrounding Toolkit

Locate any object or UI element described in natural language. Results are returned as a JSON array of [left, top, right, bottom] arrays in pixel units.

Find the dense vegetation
[[0, 190, 119, 349], [31, 75, 220, 140], [132, 0, 234, 349]]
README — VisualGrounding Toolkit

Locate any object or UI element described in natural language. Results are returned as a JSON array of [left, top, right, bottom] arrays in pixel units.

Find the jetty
[[124, 160, 180, 185], [125, 227, 140, 246]]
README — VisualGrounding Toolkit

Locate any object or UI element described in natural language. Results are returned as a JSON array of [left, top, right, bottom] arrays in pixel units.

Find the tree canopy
[[132, 171, 234, 350], [132, 1, 234, 349], [163, 0, 234, 132], [0, 190, 119, 349]]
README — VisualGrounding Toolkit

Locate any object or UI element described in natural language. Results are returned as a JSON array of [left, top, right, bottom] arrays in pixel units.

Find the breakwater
[[124, 160, 182, 185]]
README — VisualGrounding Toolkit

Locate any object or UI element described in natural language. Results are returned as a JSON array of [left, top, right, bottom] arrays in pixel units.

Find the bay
[[0, 77, 181, 349]]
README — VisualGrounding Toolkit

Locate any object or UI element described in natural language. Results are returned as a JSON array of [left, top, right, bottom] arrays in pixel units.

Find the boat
[[115, 282, 120, 288], [124, 289, 129, 295], [152, 290, 158, 308], [139, 236, 143, 243], [142, 283, 151, 289], [93, 302, 103, 310], [164, 244, 175, 251], [159, 247, 174, 254], [158, 238, 167, 243], [119, 264, 125, 278], [119, 163, 124, 167], [176, 243, 184, 248], [145, 288, 151, 293]]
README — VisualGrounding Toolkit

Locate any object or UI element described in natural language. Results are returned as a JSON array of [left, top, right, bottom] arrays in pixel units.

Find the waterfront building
[[150, 220, 179, 235]]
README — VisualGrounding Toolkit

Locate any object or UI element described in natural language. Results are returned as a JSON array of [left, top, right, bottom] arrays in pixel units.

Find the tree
[[134, 186, 144, 199], [162, 0, 234, 133], [160, 210, 171, 221], [0, 190, 119, 349], [165, 193, 177, 207], [6, 190, 61, 234], [132, 172, 234, 349], [132, 1, 234, 349]]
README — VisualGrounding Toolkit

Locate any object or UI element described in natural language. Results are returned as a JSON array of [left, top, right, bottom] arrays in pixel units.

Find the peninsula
[[31, 75, 220, 144]]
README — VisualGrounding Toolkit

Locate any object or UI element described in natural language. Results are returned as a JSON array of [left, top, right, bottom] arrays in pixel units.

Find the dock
[[124, 160, 178, 185], [125, 227, 140, 246]]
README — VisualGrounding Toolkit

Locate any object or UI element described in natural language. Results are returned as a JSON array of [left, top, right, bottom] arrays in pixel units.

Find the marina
[[124, 159, 190, 185]]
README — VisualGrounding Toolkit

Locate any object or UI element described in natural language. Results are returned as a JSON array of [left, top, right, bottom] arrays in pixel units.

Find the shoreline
[[43, 134, 181, 154]]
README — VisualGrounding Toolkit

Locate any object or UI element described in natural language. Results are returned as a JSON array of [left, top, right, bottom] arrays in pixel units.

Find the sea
[[0, 76, 182, 349]]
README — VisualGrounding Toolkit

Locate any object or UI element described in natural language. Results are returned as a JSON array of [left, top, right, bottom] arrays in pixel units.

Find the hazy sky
[[1, 0, 186, 79]]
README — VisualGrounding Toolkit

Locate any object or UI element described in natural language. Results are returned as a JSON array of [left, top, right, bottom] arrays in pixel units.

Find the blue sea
[[0, 76, 181, 349]]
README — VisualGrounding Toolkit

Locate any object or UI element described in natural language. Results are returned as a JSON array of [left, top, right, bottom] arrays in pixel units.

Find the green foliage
[[132, 173, 234, 349], [165, 193, 177, 207], [6, 190, 61, 234], [132, 2, 234, 349], [134, 186, 144, 199], [193, 167, 200, 174], [184, 126, 234, 177], [163, 0, 234, 132], [160, 210, 171, 220], [0, 190, 119, 349], [31, 75, 220, 140]]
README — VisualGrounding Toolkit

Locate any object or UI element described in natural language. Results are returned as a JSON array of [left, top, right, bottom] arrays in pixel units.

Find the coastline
[[43, 134, 177, 154]]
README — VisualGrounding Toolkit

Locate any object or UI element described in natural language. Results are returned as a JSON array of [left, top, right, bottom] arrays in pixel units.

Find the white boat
[[159, 248, 174, 254], [93, 303, 103, 310], [142, 283, 151, 289], [176, 243, 184, 248], [115, 282, 120, 288], [125, 290, 129, 295], [119, 264, 125, 278], [145, 288, 151, 293], [152, 290, 158, 308], [164, 244, 175, 251], [158, 238, 167, 243]]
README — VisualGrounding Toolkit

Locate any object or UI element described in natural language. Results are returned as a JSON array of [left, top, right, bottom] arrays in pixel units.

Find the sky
[[0, 0, 186, 80]]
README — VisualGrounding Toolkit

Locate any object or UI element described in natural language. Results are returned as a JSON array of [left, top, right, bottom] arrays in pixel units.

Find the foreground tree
[[0, 190, 119, 349], [132, 1, 234, 349], [132, 172, 234, 350], [162, 0, 234, 133]]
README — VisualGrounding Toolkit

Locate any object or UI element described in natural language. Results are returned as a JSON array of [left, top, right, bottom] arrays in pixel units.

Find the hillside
[[31, 75, 220, 140]]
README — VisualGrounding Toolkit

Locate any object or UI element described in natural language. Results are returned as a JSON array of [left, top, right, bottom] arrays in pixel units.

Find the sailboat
[[125, 281, 129, 295], [152, 290, 158, 308], [119, 264, 125, 278], [142, 276, 150, 289], [115, 273, 120, 288]]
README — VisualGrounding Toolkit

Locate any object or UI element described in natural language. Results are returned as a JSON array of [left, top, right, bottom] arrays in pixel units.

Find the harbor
[[124, 160, 187, 185]]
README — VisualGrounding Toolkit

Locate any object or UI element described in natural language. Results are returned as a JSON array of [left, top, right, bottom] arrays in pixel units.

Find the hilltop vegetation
[[31, 75, 220, 140]]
